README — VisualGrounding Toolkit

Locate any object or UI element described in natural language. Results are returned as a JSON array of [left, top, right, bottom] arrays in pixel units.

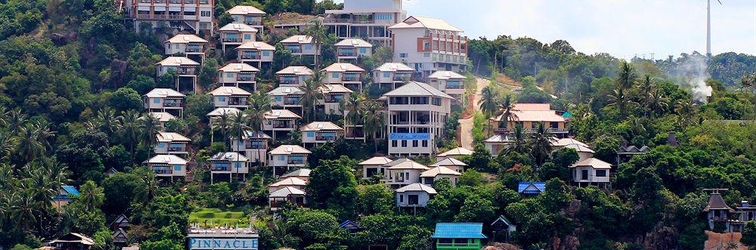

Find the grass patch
[[189, 208, 249, 227]]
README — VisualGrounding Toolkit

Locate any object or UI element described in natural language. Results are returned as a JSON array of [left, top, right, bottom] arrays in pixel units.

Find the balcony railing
[[437, 243, 477, 247], [288, 159, 306, 164], [185, 46, 202, 52], [284, 99, 300, 105], [315, 136, 337, 141], [245, 144, 266, 149], [245, 20, 263, 26], [222, 37, 242, 43], [168, 146, 186, 152], [237, 76, 254, 81], [273, 123, 294, 128], [324, 17, 375, 24], [240, 54, 261, 60], [338, 51, 357, 57], [228, 100, 248, 106], [177, 68, 197, 75], [393, 76, 410, 81], [211, 167, 230, 171], [279, 79, 299, 85], [163, 101, 184, 107], [153, 169, 173, 175], [342, 76, 360, 82], [446, 84, 463, 89]]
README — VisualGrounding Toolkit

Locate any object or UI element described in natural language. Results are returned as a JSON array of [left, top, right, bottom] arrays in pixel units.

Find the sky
[[334, 0, 756, 59]]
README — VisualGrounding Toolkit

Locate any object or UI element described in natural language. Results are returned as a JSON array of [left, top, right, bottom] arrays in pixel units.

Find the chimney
[[667, 131, 679, 146]]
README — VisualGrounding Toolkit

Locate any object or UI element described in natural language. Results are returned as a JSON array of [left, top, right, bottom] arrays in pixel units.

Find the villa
[[230, 131, 271, 166], [276, 66, 314, 87], [208, 152, 249, 183], [373, 62, 414, 90], [334, 38, 373, 62], [395, 183, 436, 208], [435, 147, 473, 161], [262, 109, 301, 141], [430, 157, 467, 173], [385, 158, 430, 189], [208, 86, 252, 109], [569, 158, 611, 188], [217, 63, 259, 91], [236, 41, 275, 69], [154, 131, 191, 156], [268, 145, 311, 176], [427, 71, 466, 101], [269, 186, 306, 211], [280, 35, 319, 57], [218, 23, 258, 52], [143, 88, 185, 118], [319, 84, 353, 115], [300, 121, 344, 148], [322, 62, 366, 92], [164, 34, 208, 64], [144, 154, 188, 182], [382, 81, 452, 156], [226, 5, 265, 34], [389, 16, 468, 77], [420, 166, 461, 187], [359, 156, 393, 179], [155, 56, 200, 93], [268, 86, 304, 115]]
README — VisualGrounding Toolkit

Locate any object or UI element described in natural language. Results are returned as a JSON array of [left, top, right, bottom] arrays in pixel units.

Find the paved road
[[459, 78, 489, 150]]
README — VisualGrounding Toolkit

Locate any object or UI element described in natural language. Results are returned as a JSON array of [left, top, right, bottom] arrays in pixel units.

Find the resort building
[[389, 16, 468, 77], [430, 157, 467, 173], [359, 156, 393, 179], [146, 112, 176, 130], [323, 0, 407, 46], [155, 56, 200, 93], [236, 41, 275, 69], [395, 183, 436, 208], [280, 35, 319, 57], [385, 158, 429, 189], [435, 147, 473, 161], [276, 66, 314, 87], [300, 121, 344, 148], [208, 152, 249, 183], [53, 185, 79, 210], [569, 158, 611, 188], [123, 0, 214, 35], [319, 84, 353, 115], [154, 131, 190, 156], [143, 88, 185, 118], [48, 233, 95, 250], [230, 131, 271, 166], [262, 109, 301, 141], [334, 38, 373, 62], [268, 86, 304, 114], [427, 71, 466, 101], [518, 181, 546, 195], [281, 168, 311, 182], [206, 107, 242, 123], [490, 103, 568, 136], [268, 145, 311, 176], [269, 186, 306, 211], [382, 81, 452, 156], [217, 63, 259, 90], [226, 5, 265, 34], [188, 227, 259, 250], [208, 86, 252, 109], [144, 154, 188, 182], [420, 166, 461, 187], [268, 177, 307, 193], [373, 62, 414, 90], [164, 34, 208, 64], [322, 63, 366, 92], [431, 223, 486, 250], [218, 23, 258, 52]]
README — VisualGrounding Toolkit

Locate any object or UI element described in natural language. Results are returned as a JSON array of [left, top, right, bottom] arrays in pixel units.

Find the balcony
[[185, 46, 202, 53], [237, 75, 255, 81], [393, 75, 411, 81], [342, 75, 360, 82], [177, 68, 197, 75], [245, 20, 263, 26], [284, 99, 300, 105], [324, 17, 375, 24], [240, 54, 261, 60], [245, 143, 266, 149], [163, 101, 184, 107], [167, 146, 187, 152], [445, 84, 463, 89], [284, 46, 302, 53], [228, 100, 248, 106], [211, 166, 230, 172], [288, 159, 306, 165], [338, 51, 357, 57], [152, 168, 173, 175], [315, 136, 337, 141], [222, 37, 242, 43], [273, 122, 294, 129], [279, 79, 299, 85]]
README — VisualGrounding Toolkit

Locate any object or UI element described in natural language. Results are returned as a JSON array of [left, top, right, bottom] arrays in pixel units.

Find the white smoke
[[669, 54, 713, 103]]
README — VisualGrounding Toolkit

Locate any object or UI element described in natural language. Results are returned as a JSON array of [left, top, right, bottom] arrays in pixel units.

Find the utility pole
[[707, 0, 712, 60]]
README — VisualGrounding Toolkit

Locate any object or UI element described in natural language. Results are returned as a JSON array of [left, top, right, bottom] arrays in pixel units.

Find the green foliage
[[458, 169, 485, 187], [286, 210, 344, 249], [356, 184, 394, 215], [307, 156, 358, 218]]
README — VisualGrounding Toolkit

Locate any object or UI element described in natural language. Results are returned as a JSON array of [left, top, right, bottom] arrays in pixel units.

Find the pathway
[[459, 77, 489, 150]]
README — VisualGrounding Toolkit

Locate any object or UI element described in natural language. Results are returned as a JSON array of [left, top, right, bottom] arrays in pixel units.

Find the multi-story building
[[123, 0, 214, 35], [143, 88, 185, 117], [395, 183, 436, 208], [489, 103, 568, 136], [208, 86, 252, 109], [219, 23, 258, 52], [268, 86, 304, 114], [389, 16, 468, 77], [276, 66, 314, 87], [144, 154, 188, 182], [323, 0, 407, 46], [280, 35, 319, 57], [427, 71, 466, 101], [206, 108, 242, 126], [334, 38, 373, 62], [154, 131, 191, 156], [226, 5, 265, 34], [262, 109, 301, 141], [322, 62, 366, 92], [319, 84, 353, 115], [164, 34, 208, 64], [373, 62, 414, 90], [230, 131, 271, 166], [359, 156, 393, 179], [217, 63, 259, 91], [236, 41, 275, 69], [382, 81, 452, 156], [268, 145, 311, 176], [385, 158, 430, 189], [300, 121, 344, 148], [208, 152, 249, 183], [155, 56, 200, 93]]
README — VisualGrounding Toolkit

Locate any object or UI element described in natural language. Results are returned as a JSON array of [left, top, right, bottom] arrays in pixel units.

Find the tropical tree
[[340, 92, 365, 139], [300, 75, 324, 123], [479, 86, 498, 118], [0, 132, 16, 160], [639, 75, 654, 117], [78, 180, 105, 211], [212, 111, 232, 147], [616, 61, 636, 91], [362, 100, 385, 153], [675, 99, 698, 128], [507, 123, 527, 154], [119, 110, 142, 163], [141, 113, 162, 158], [304, 19, 328, 69], [16, 124, 46, 162], [494, 94, 516, 134], [607, 88, 632, 118], [89, 107, 122, 137], [647, 87, 669, 117], [246, 91, 272, 164], [529, 122, 554, 166], [6, 108, 27, 135], [134, 167, 159, 203]]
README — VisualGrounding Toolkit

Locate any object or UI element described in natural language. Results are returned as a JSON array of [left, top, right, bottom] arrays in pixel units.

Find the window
[[157, 142, 167, 148], [405, 172, 409, 179], [432, 98, 441, 106], [307, 131, 314, 138], [401, 140, 407, 147], [244, 34, 251, 40], [392, 140, 397, 147], [422, 140, 428, 147], [153, 98, 160, 104], [279, 155, 285, 161], [551, 122, 559, 129], [173, 165, 182, 171], [408, 195, 419, 205], [359, 48, 367, 54], [399, 53, 408, 58], [332, 72, 340, 78], [424, 53, 430, 57], [596, 170, 607, 177], [304, 44, 312, 50], [399, 195, 403, 202], [219, 96, 226, 102], [410, 97, 429, 104], [383, 72, 391, 78], [375, 13, 392, 20], [581, 169, 589, 180], [412, 140, 418, 147], [263, 51, 270, 56], [275, 96, 282, 101], [226, 73, 234, 78], [234, 162, 243, 168]]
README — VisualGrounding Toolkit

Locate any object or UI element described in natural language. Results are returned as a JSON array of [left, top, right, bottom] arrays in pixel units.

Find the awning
[[137, 6, 150, 11], [154, 6, 166, 11], [168, 6, 181, 11]]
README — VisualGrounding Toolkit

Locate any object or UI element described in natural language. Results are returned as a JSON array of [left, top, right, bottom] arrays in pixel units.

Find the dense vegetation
[[1, 0, 756, 249]]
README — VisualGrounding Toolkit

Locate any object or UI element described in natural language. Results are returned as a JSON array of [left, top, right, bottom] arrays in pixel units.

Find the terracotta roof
[[268, 86, 304, 96], [208, 86, 252, 96], [437, 147, 473, 157], [382, 81, 453, 99], [219, 23, 258, 32], [219, 63, 259, 72], [236, 41, 275, 51], [264, 109, 301, 119], [226, 5, 265, 15], [166, 34, 207, 44], [569, 158, 611, 169], [300, 121, 343, 131], [276, 66, 314, 76], [206, 107, 243, 117], [420, 166, 461, 178], [322, 62, 365, 72], [144, 154, 187, 164], [334, 38, 373, 48], [157, 56, 199, 66], [147, 112, 176, 122], [280, 35, 313, 44], [374, 62, 414, 72], [389, 16, 463, 32], [431, 158, 468, 167], [269, 177, 307, 187], [209, 152, 248, 162], [281, 168, 311, 178], [358, 156, 393, 166], [269, 145, 311, 155], [428, 71, 466, 80], [144, 88, 185, 98], [395, 183, 437, 194], [156, 132, 191, 142]]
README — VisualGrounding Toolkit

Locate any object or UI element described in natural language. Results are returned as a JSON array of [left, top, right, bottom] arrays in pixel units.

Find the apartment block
[[124, 0, 214, 34], [323, 0, 407, 46], [382, 81, 452, 156], [389, 16, 468, 77]]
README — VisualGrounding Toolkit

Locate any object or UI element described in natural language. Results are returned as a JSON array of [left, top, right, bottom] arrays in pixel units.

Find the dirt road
[[458, 77, 489, 150]]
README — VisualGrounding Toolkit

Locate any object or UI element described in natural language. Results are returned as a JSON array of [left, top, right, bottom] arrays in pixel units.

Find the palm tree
[[119, 110, 142, 164], [16, 124, 45, 162], [0, 106, 9, 128], [6, 108, 27, 135], [246, 92, 272, 165], [362, 100, 385, 153], [134, 167, 159, 203], [304, 19, 328, 69], [508, 123, 527, 154], [300, 77, 324, 123], [228, 111, 252, 178], [478, 86, 498, 118], [607, 88, 632, 118], [340, 92, 365, 139], [212, 112, 232, 149], [529, 122, 554, 166], [78, 181, 104, 211], [647, 88, 669, 117], [640, 75, 654, 117], [141, 113, 161, 159], [0, 132, 15, 160], [9, 188, 40, 233], [90, 107, 122, 137], [675, 99, 699, 128], [617, 61, 636, 91], [493, 95, 516, 135]]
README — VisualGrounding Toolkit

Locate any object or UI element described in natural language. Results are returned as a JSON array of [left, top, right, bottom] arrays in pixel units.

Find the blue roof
[[518, 182, 545, 195], [562, 111, 573, 118], [339, 220, 359, 230], [61, 185, 80, 196], [431, 223, 487, 239]]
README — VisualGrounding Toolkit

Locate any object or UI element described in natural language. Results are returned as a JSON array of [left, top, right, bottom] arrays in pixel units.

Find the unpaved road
[[458, 77, 489, 150]]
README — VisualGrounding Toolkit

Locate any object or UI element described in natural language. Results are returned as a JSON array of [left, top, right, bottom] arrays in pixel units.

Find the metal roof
[[358, 156, 393, 166], [390, 16, 464, 32], [165, 34, 208, 44], [276, 66, 314, 76], [208, 86, 252, 96], [144, 88, 185, 98], [269, 145, 311, 155], [300, 121, 343, 131], [430, 158, 468, 167], [335, 38, 373, 48], [236, 41, 275, 51], [382, 81, 453, 99], [420, 166, 461, 178], [219, 63, 259, 72], [518, 182, 546, 195], [209, 152, 249, 162], [61, 185, 80, 196], [431, 223, 486, 239], [395, 183, 437, 194], [436, 147, 473, 157], [269, 186, 305, 198]]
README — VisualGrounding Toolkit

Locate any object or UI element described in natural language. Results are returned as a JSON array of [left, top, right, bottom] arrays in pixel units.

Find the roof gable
[[431, 223, 486, 239], [518, 182, 546, 195], [382, 81, 453, 99]]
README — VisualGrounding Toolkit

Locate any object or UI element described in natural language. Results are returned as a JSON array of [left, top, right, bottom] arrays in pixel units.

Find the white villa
[[427, 71, 466, 101], [334, 38, 373, 62], [436, 147, 473, 161], [389, 16, 467, 77], [268, 177, 307, 193], [382, 81, 452, 156], [268, 86, 304, 114], [322, 63, 366, 92], [280, 35, 319, 57], [373, 62, 414, 90], [236, 41, 275, 69], [385, 158, 430, 189], [281, 168, 311, 182], [143, 88, 185, 118], [219, 23, 258, 52], [320, 84, 353, 115], [155, 57, 200, 93], [124, 0, 213, 35], [269, 186, 306, 211], [154, 131, 191, 156], [395, 183, 436, 208], [208, 152, 249, 183], [144, 154, 188, 182], [268, 145, 312, 176], [262, 109, 301, 141], [420, 166, 461, 187], [430, 157, 467, 173], [206, 108, 242, 125], [164, 34, 208, 64], [276, 66, 314, 87], [226, 5, 265, 34], [146, 112, 176, 130], [217, 63, 259, 90], [323, 0, 407, 46], [359, 156, 393, 179], [570, 158, 612, 188], [552, 138, 594, 161], [208, 86, 252, 109], [300, 122, 344, 148], [231, 131, 271, 166]]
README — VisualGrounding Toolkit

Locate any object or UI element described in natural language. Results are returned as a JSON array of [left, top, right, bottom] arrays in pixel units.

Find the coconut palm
[[640, 75, 654, 117], [6, 108, 27, 135], [212, 111, 232, 149], [134, 167, 159, 203], [90, 107, 122, 137], [478, 86, 498, 118], [119, 110, 142, 164], [141, 113, 162, 159], [304, 19, 328, 69], [0, 132, 15, 160], [246, 92, 272, 165], [675, 99, 699, 128], [529, 122, 555, 166], [8, 188, 40, 233], [78, 181, 104, 211], [362, 100, 385, 153], [493, 95, 516, 134], [647, 88, 669, 117], [340, 92, 365, 139], [607, 88, 633, 118], [617, 61, 636, 91], [16, 124, 45, 162], [300, 77, 324, 123], [507, 123, 527, 154]]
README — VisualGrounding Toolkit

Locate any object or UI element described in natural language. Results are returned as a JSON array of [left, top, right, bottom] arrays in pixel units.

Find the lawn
[[189, 208, 250, 227]]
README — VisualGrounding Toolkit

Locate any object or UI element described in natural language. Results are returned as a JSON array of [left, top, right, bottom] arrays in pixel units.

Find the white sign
[[188, 238, 258, 250]]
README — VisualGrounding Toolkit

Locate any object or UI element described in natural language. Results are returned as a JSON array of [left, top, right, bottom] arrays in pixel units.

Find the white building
[[226, 5, 265, 34], [427, 71, 466, 101], [280, 35, 319, 57], [280, 168, 311, 182], [322, 62, 366, 92], [323, 0, 407, 46], [429, 157, 467, 173], [269, 186, 306, 210], [395, 183, 436, 208], [359, 156, 393, 179], [385, 158, 429, 189], [164, 34, 208, 64], [552, 138, 594, 161], [276, 66, 314, 87], [143, 88, 185, 118], [219, 23, 258, 52], [154, 131, 191, 156], [262, 109, 301, 141], [373, 62, 414, 90], [268, 145, 312, 176], [206, 107, 242, 125], [570, 158, 611, 188], [435, 147, 473, 161], [230, 131, 271, 166], [146, 112, 176, 130], [268, 177, 307, 193], [334, 38, 373, 62], [389, 16, 468, 77], [320, 84, 353, 115], [268, 86, 304, 114], [217, 63, 259, 90], [155, 57, 200, 93], [208, 152, 249, 183], [420, 166, 461, 187], [300, 121, 344, 148], [236, 41, 275, 69], [208, 86, 252, 109], [144, 154, 188, 182], [382, 81, 452, 156], [124, 0, 214, 35]]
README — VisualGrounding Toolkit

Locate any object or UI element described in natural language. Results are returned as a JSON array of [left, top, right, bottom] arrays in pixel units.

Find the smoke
[[668, 54, 713, 103]]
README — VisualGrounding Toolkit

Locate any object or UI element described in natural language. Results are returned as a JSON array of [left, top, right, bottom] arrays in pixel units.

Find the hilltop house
[[395, 183, 436, 208], [569, 158, 611, 188], [268, 86, 304, 114], [208, 152, 249, 183], [359, 156, 393, 179], [276, 66, 314, 87], [217, 63, 259, 90], [262, 109, 301, 141], [231, 131, 271, 166], [431, 223, 486, 250], [300, 121, 344, 148], [322, 0, 407, 46], [49, 233, 94, 250], [154, 131, 190, 156], [236, 41, 275, 69], [334, 38, 373, 62], [164, 34, 208, 64], [155, 56, 200, 93], [704, 190, 734, 230], [269, 186, 306, 211], [518, 182, 546, 195], [226, 5, 265, 34], [430, 157, 467, 173], [385, 158, 429, 189], [436, 147, 473, 161], [552, 138, 594, 161], [218, 23, 258, 52], [268, 145, 311, 176], [382, 81, 452, 156], [389, 16, 468, 77], [420, 166, 461, 187], [319, 84, 353, 115], [144, 154, 188, 182], [427, 71, 466, 101], [490, 103, 568, 136], [280, 35, 319, 57], [143, 88, 185, 117], [208, 86, 252, 109], [322, 63, 366, 92], [373, 62, 414, 90], [123, 0, 213, 35]]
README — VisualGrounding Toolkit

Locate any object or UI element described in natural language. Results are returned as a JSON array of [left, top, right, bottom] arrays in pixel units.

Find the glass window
[[307, 131, 314, 137], [263, 51, 270, 56], [412, 140, 418, 147], [332, 72, 340, 78], [226, 73, 233, 78], [399, 195, 403, 202], [383, 72, 391, 78], [304, 44, 312, 50], [153, 98, 160, 104], [279, 155, 285, 161], [244, 34, 251, 40], [422, 140, 428, 147], [359, 48, 367, 54], [401, 140, 407, 147], [219, 96, 226, 102], [424, 53, 430, 57], [275, 96, 282, 101], [157, 142, 166, 148], [392, 140, 397, 147], [596, 170, 607, 177], [235, 162, 243, 168], [173, 165, 182, 171]]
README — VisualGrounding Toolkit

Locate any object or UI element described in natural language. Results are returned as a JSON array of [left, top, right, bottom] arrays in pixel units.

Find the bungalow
[[262, 109, 301, 141], [334, 38, 373, 62], [230, 131, 271, 166], [436, 147, 473, 161], [154, 131, 190, 156], [226, 5, 265, 33], [269, 186, 306, 211], [518, 181, 545, 195], [144, 154, 188, 182], [146, 112, 176, 130], [280, 35, 319, 57], [218, 23, 258, 52], [281, 168, 311, 182], [236, 41, 275, 69], [322, 62, 366, 92], [109, 214, 131, 231], [359, 156, 393, 179], [319, 84, 353, 115], [268, 145, 311, 176], [112, 228, 129, 245], [276, 66, 314, 87], [143, 88, 185, 118], [427, 71, 466, 101], [208, 86, 252, 109], [420, 166, 461, 187], [300, 121, 344, 148], [155, 56, 200, 93], [53, 185, 79, 209], [704, 190, 734, 230], [616, 145, 651, 166], [385, 158, 430, 189], [552, 138, 594, 160], [164, 34, 208, 64], [490, 215, 516, 243], [430, 157, 468, 172], [268, 177, 307, 193], [339, 220, 361, 234], [49, 233, 94, 250], [569, 158, 611, 188], [395, 183, 436, 208], [206, 108, 242, 126], [490, 103, 568, 138], [208, 152, 249, 183], [268, 86, 304, 114], [373, 62, 414, 90], [217, 63, 260, 91], [483, 134, 512, 157], [431, 223, 486, 250]]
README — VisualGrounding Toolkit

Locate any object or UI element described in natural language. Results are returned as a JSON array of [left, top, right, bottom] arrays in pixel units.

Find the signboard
[[189, 238, 258, 250], [388, 133, 431, 140]]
